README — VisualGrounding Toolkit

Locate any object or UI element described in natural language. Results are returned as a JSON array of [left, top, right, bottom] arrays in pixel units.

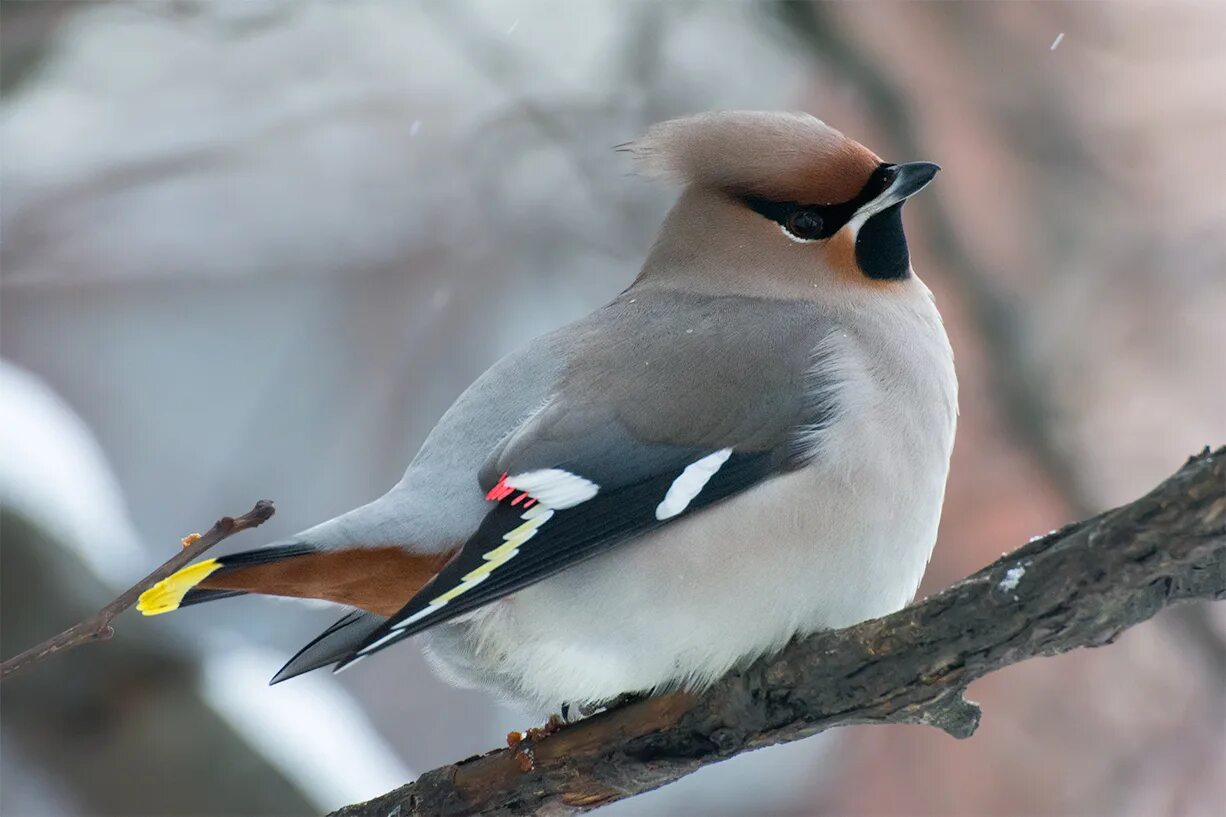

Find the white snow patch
[[998, 566, 1026, 593], [0, 362, 145, 586]]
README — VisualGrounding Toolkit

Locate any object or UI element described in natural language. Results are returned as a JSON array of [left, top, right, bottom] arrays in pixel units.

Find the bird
[[138, 110, 957, 711]]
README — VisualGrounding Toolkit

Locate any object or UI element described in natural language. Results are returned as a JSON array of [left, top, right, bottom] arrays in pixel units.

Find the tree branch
[[0, 500, 275, 681], [331, 447, 1225, 817]]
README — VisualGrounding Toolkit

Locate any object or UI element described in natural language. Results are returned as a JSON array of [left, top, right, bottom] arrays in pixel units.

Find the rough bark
[[331, 446, 1225, 817]]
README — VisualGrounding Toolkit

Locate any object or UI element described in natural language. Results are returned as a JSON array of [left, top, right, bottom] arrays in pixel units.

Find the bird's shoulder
[[478, 288, 848, 487]]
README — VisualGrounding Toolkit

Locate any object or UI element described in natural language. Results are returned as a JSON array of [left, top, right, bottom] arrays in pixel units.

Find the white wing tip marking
[[507, 469, 598, 509], [655, 448, 734, 521]]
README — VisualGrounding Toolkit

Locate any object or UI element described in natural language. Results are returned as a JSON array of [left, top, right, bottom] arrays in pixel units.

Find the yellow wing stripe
[[432, 582, 478, 604], [431, 509, 554, 605], [136, 559, 223, 615], [368, 507, 559, 648]]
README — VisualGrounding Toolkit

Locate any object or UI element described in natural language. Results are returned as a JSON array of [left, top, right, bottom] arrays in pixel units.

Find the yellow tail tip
[[137, 559, 223, 615]]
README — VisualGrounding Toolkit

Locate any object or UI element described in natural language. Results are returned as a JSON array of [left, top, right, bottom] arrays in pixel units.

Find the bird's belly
[[421, 445, 947, 710]]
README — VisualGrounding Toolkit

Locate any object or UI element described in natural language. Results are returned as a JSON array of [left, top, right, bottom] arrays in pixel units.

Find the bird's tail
[[136, 543, 452, 618], [137, 543, 316, 614]]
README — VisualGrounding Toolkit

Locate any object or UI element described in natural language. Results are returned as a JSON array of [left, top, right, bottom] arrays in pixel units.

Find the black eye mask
[[738, 163, 910, 279], [739, 163, 896, 240]]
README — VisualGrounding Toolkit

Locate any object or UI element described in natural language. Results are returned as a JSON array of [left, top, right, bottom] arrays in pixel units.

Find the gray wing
[[342, 289, 844, 664], [291, 317, 578, 552]]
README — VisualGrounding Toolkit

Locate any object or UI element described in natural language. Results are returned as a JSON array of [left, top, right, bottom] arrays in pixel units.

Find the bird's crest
[[628, 110, 881, 205]]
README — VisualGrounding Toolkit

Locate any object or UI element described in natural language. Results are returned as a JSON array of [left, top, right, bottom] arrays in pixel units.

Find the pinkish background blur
[[2, 2, 1223, 816]]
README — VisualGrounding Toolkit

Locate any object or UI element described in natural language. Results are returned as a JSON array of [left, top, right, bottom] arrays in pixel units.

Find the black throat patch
[[855, 203, 910, 280]]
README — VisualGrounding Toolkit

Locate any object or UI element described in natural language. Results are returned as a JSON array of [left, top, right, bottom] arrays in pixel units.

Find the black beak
[[887, 161, 941, 201]]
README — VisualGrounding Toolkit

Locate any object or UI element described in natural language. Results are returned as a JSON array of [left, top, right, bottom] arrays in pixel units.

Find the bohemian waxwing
[[139, 110, 957, 709]]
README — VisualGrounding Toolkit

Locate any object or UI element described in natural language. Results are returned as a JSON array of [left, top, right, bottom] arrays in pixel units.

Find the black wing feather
[[340, 450, 773, 666]]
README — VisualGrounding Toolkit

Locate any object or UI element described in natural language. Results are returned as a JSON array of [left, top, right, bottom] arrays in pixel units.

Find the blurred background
[[2, 2, 1224, 815]]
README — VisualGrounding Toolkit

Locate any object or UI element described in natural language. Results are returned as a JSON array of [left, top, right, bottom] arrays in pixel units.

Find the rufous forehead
[[760, 139, 882, 205], [631, 111, 883, 205]]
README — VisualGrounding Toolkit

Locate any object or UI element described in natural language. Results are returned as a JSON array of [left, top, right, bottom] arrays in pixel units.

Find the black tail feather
[[179, 588, 248, 607], [270, 610, 387, 685], [216, 542, 317, 569]]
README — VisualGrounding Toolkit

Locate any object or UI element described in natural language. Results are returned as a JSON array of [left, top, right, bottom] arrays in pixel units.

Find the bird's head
[[630, 110, 939, 299]]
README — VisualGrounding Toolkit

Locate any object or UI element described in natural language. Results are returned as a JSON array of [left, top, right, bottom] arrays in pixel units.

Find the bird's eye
[[784, 209, 824, 240]]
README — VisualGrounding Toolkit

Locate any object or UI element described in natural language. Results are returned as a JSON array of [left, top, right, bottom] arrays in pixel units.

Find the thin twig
[[0, 500, 275, 681]]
